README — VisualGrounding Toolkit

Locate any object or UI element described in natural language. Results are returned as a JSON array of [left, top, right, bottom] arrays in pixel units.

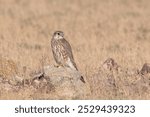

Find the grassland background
[[0, 0, 150, 99]]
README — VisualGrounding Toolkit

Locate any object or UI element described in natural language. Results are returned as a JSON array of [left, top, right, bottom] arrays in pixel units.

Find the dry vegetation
[[0, 0, 150, 99]]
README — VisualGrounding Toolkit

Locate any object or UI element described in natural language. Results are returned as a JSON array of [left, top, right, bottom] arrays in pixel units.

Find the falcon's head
[[53, 31, 64, 40]]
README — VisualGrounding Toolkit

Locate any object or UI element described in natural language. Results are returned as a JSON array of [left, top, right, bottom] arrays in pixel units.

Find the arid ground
[[0, 0, 150, 99]]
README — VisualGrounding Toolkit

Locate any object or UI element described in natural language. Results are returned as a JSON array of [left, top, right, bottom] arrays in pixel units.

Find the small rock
[[140, 63, 150, 75]]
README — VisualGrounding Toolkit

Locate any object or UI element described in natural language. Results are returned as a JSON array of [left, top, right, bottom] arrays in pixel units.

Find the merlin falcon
[[51, 31, 85, 83]]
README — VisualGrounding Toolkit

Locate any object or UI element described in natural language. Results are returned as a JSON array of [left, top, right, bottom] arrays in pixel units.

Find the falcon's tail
[[69, 61, 85, 83], [80, 76, 86, 83]]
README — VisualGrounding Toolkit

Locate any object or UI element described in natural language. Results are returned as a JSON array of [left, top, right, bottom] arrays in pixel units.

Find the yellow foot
[[54, 64, 63, 68]]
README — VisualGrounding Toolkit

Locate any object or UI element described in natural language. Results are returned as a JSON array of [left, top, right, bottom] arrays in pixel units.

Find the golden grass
[[0, 0, 150, 99]]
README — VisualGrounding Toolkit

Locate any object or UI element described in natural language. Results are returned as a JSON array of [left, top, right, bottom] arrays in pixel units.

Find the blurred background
[[0, 0, 150, 99], [1, 0, 150, 70]]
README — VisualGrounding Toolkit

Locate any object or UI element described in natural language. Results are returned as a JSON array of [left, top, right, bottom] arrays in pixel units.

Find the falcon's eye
[[57, 33, 60, 35]]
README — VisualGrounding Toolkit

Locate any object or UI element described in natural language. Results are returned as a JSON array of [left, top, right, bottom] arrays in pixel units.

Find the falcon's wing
[[60, 39, 78, 70], [61, 39, 74, 59]]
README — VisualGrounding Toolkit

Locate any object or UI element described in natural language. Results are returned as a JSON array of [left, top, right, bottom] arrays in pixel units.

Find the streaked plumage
[[51, 31, 85, 83]]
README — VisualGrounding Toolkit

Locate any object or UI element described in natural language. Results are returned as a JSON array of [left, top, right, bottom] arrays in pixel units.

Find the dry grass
[[0, 0, 150, 99]]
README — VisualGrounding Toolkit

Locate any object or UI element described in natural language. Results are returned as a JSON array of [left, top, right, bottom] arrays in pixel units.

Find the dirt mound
[[140, 63, 150, 75], [88, 66, 150, 99], [0, 65, 90, 99]]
